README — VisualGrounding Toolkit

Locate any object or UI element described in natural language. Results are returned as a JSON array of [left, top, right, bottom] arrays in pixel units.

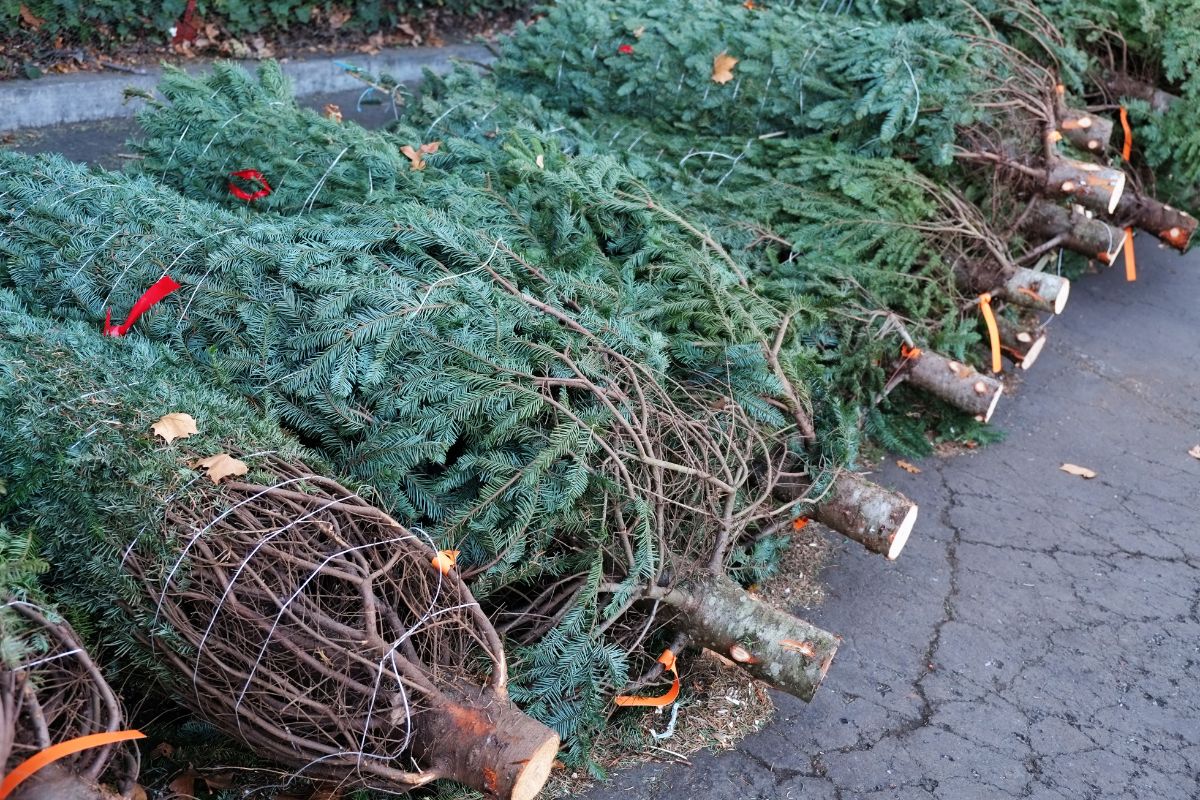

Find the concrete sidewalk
[[0, 43, 490, 131]]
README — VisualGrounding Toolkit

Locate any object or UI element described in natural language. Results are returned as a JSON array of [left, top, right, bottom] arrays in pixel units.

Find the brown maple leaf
[[191, 453, 249, 484], [712, 51, 738, 84], [151, 412, 198, 444]]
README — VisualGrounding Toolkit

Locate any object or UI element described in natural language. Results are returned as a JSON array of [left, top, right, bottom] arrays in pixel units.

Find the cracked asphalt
[[7, 114, 1198, 800]]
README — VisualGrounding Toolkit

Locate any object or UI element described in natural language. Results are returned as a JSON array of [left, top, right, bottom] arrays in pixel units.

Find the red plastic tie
[[103, 275, 182, 337], [228, 169, 272, 201]]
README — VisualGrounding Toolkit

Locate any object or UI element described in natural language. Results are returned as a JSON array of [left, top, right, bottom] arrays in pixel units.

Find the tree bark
[[1024, 201, 1127, 264], [660, 572, 839, 702], [955, 262, 1069, 315], [1112, 188, 1196, 252], [995, 316, 1046, 370], [412, 688, 560, 800], [1103, 72, 1177, 113], [8, 764, 111, 800], [809, 471, 918, 560], [773, 471, 918, 559], [995, 265, 1071, 314], [1059, 109, 1113, 153], [905, 349, 1004, 422], [1045, 157, 1126, 214]]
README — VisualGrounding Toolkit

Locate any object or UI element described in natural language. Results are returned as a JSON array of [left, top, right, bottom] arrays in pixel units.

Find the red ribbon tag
[[103, 275, 182, 337], [228, 169, 272, 201]]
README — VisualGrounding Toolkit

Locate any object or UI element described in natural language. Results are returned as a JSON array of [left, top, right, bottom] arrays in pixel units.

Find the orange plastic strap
[[614, 649, 680, 708], [900, 343, 922, 361], [430, 549, 460, 575], [978, 294, 1002, 374], [1123, 227, 1137, 282], [0, 730, 146, 800], [1119, 106, 1133, 162]]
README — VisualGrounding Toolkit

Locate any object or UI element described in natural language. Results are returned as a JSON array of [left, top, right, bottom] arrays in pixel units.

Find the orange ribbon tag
[[900, 343, 922, 361], [1123, 228, 1137, 282], [0, 730, 146, 800], [614, 649, 680, 708], [978, 293, 1001, 374], [430, 549, 460, 575], [792, 516, 810, 532], [1119, 106, 1133, 162]]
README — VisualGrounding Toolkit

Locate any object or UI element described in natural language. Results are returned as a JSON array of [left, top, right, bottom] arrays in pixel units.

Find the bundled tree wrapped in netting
[[0, 155, 868, 765], [0, 527, 141, 800], [0, 294, 566, 798]]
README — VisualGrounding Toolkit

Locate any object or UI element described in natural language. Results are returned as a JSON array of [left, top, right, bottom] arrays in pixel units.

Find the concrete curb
[[0, 43, 492, 132]]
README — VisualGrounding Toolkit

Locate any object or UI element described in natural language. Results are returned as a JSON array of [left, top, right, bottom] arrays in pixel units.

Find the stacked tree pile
[[0, 0, 1193, 790], [0, 149, 871, 770]]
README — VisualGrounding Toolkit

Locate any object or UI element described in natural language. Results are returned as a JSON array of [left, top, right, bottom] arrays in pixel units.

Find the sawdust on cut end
[[750, 522, 832, 610]]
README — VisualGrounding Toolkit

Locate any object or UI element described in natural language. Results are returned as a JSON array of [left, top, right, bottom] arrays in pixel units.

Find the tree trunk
[[412, 688, 560, 800], [1112, 188, 1196, 252], [955, 262, 1069, 314], [659, 572, 839, 702], [8, 764, 111, 800], [773, 471, 918, 559], [810, 471, 918, 560], [995, 316, 1046, 370], [1059, 109, 1113, 153], [995, 265, 1071, 314], [905, 349, 1004, 422], [1024, 201, 1127, 264], [1045, 157, 1126, 214], [1103, 72, 1177, 113]]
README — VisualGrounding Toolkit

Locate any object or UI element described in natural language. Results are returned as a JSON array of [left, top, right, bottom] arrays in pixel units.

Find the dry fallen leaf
[[400, 141, 441, 171], [712, 51, 738, 84], [327, 6, 351, 29], [19, 4, 44, 29], [535, 153, 545, 169], [431, 549, 460, 575], [199, 772, 236, 790], [896, 459, 922, 474], [1189, 444, 1200, 460], [1059, 463, 1097, 479], [191, 453, 248, 484], [151, 412, 198, 444], [632, 25, 645, 38], [357, 31, 385, 55], [324, 103, 343, 123], [168, 769, 197, 799], [150, 741, 175, 759]]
